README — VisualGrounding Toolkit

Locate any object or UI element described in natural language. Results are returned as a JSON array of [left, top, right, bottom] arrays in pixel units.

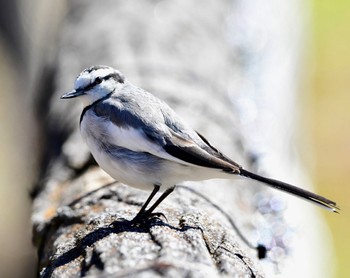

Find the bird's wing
[[159, 129, 241, 173], [194, 131, 242, 169], [91, 98, 240, 173]]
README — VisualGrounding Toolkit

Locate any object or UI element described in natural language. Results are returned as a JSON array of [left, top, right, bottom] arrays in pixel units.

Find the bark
[[32, 0, 325, 277]]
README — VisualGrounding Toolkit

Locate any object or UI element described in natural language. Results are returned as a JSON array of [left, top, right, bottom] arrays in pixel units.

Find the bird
[[61, 65, 338, 223]]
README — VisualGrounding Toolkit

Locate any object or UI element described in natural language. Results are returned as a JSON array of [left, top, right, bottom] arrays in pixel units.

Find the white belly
[[80, 110, 231, 191]]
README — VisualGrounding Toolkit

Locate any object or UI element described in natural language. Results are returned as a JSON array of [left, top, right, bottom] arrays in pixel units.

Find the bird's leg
[[132, 184, 160, 222], [132, 185, 176, 223], [141, 185, 176, 220]]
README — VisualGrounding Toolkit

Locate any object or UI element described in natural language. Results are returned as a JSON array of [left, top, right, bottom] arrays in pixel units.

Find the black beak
[[61, 89, 85, 99]]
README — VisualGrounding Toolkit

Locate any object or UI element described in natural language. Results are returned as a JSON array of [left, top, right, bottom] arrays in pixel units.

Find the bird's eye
[[95, 77, 103, 84]]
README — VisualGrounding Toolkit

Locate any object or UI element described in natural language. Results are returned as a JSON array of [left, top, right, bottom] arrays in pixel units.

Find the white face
[[74, 66, 126, 106]]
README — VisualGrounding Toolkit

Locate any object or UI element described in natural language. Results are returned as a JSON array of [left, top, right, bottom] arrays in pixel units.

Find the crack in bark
[[148, 224, 163, 259], [80, 247, 105, 276], [67, 182, 118, 207], [197, 225, 257, 277]]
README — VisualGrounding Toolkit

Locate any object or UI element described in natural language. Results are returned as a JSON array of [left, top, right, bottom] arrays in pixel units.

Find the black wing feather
[[162, 130, 240, 172]]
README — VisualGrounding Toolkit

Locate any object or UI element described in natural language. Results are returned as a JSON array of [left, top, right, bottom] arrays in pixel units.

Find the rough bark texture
[[31, 0, 325, 277]]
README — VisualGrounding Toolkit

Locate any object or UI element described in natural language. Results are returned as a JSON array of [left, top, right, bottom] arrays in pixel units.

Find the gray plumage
[[61, 65, 338, 213]]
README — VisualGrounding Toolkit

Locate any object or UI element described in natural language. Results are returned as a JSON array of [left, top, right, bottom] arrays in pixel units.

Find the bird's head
[[61, 65, 126, 106]]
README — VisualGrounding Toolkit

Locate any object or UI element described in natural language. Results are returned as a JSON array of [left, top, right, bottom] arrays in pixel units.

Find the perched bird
[[61, 65, 338, 222]]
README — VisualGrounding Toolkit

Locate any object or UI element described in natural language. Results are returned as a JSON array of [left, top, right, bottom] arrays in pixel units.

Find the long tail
[[239, 169, 339, 213]]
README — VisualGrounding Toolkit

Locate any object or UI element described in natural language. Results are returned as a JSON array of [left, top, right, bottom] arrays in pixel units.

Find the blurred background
[[0, 0, 348, 277], [308, 0, 350, 276]]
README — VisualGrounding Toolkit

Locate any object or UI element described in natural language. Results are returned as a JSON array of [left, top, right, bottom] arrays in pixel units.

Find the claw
[[130, 211, 168, 226], [148, 212, 168, 222]]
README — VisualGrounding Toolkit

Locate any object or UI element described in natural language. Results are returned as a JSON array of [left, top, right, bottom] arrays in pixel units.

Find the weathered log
[[32, 1, 331, 277]]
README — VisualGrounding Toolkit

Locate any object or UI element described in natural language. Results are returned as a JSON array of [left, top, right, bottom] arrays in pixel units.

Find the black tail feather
[[239, 169, 339, 213]]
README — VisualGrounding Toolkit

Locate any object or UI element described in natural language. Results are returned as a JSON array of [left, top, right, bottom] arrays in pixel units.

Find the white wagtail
[[61, 65, 338, 222]]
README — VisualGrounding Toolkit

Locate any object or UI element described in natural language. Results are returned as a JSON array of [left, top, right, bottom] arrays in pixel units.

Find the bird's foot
[[130, 211, 167, 226]]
